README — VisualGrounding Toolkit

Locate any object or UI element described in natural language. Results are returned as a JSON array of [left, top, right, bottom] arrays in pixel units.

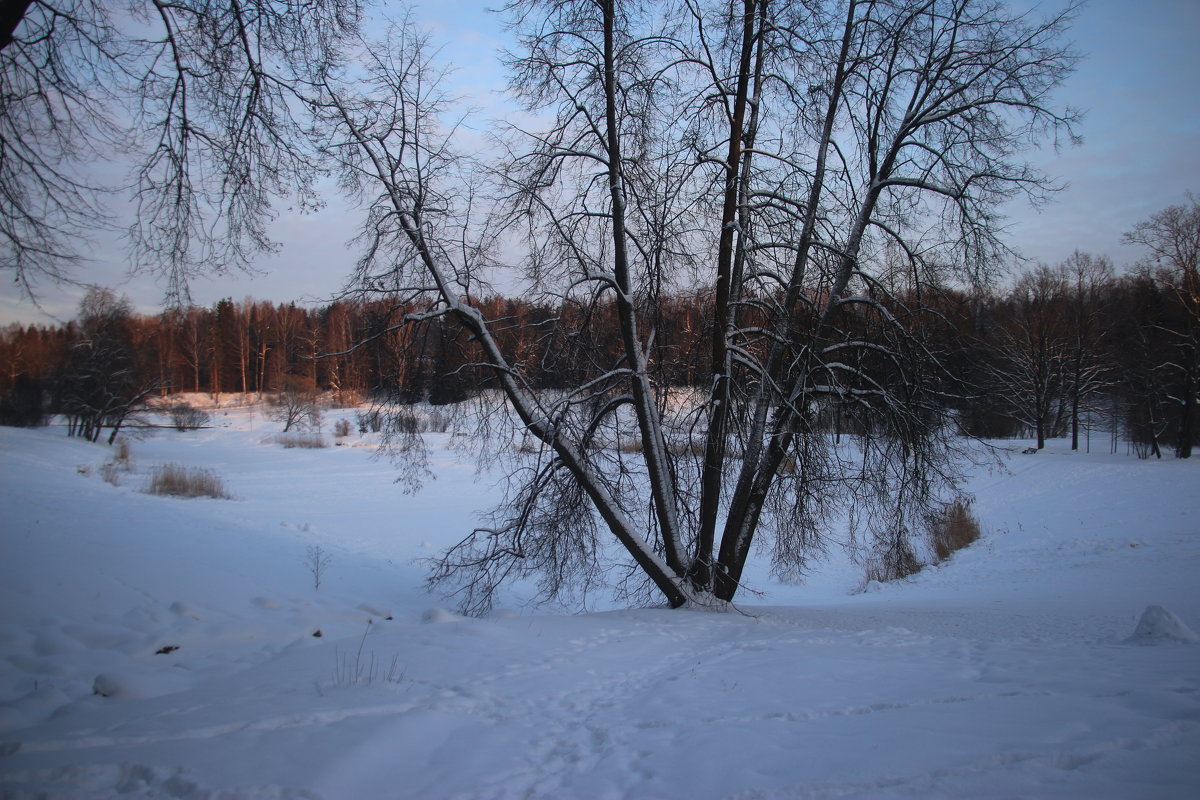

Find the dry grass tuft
[[862, 498, 981, 586], [863, 541, 923, 583], [146, 463, 231, 499], [274, 432, 328, 449], [617, 438, 645, 453], [930, 498, 982, 562], [666, 438, 706, 457]]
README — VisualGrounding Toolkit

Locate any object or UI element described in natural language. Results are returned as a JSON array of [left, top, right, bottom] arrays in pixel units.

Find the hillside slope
[[1, 410, 1197, 798]]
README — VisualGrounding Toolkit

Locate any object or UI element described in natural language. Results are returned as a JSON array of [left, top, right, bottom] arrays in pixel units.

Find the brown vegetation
[[931, 499, 983, 563], [273, 433, 328, 449], [145, 464, 230, 499]]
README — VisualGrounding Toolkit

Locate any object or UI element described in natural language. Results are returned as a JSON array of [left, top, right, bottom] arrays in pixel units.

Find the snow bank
[[1124, 604, 1199, 645], [1, 420, 1198, 799]]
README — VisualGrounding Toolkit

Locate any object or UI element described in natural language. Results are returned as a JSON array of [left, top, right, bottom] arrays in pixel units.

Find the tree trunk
[[1179, 372, 1195, 459], [696, 0, 760, 591], [599, 0, 688, 577]]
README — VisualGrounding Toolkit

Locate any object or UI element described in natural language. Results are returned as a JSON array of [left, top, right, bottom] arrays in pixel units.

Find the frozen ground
[[0, 403, 1197, 799]]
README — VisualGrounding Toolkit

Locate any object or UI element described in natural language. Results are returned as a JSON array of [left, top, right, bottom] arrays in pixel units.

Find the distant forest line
[[1, 255, 1197, 458]]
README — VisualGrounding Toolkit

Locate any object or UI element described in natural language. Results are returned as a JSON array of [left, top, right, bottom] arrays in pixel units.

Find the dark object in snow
[[312, 629, 323, 638], [155, 644, 180, 655], [1124, 605, 1198, 645], [1021, 447, 1038, 454], [92, 674, 122, 697]]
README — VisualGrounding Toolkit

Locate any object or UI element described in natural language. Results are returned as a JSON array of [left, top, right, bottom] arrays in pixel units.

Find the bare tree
[[983, 267, 1071, 449], [269, 374, 322, 433], [0, 0, 362, 301], [54, 286, 164, 444], [1059, 251, 1115, 450], [317, 0, 1079, 612], [1123, 195, 1200, 458], [305, 544, 332, 591]]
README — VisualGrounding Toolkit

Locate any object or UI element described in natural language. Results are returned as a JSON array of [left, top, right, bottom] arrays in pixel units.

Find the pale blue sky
[[2, 0, 1197, 326]]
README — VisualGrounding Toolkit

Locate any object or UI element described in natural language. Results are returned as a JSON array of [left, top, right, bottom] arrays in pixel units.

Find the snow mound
[[1124, 604, 1199, 645], [91, 669, 194, 700], [421, 607, 461, 624]]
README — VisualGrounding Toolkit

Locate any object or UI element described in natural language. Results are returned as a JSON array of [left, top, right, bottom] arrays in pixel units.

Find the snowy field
[[1, 402, 1198, 799]]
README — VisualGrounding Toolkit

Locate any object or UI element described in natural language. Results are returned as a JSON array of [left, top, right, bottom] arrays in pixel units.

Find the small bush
[[356, 409, 383, 433], [169, 402, 210, 432], [666, 438, 706, 458], [333, 418, 353, 438], [390, 409, 421, 435], [268, 376, 323, 432], [425, 409, 451, 433], [275, 432, 328, 449], [99, 440, 133, 486], [930, 498, 982, 562], [861, 499, 981, 585], [146, 463, 230, 499], [387, 407, 455, 435], [330, 620, 406, 688], [863, 540, 923, 583], [100, 461, 122, 486], [305, 544, 333, 590]]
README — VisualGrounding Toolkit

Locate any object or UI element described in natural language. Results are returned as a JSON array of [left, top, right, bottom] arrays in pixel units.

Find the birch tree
[[318, 0, 1079, 611]]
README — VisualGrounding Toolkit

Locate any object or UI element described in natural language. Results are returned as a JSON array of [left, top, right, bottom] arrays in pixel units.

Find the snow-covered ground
[[1, 403, 1197, 799]]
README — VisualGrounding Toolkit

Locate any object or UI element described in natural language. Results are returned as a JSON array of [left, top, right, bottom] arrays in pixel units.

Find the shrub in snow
[[330, 620, 405, 687], [1124, 605, 1199, 645], [333, 418, 353, 438], [380, 406, 454, 437], [425, 408, 451, 433], [99, 461, 122, 487], [268, 375, 323, 432], [666, 438, 707, 458], [356, 409, 382, 433], [145, 463, 230, 499], [274, 432, 327, 449], [862, 540, 922, 583], [98, 440, 133, 486], [930, 498, 982, 563], [390, 409, 421, 435], [421, 608, 461, 624], [168, 403, 210, 432], [305, 545, 332, 591], [862, 497, 982, 584]]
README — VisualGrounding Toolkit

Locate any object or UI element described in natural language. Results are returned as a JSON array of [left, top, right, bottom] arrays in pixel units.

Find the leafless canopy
[[1123, 196, 1200, 458], [0, 0, 362, 302], [317, 0, 1081, 612]]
